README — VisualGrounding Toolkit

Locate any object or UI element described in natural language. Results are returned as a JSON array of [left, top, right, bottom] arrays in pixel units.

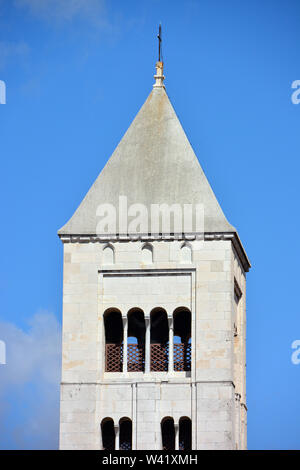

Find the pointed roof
[[58, 64, 236, 237]]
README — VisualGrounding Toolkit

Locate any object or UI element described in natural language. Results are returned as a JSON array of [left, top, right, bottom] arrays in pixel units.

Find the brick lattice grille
[[174, 343, 191, 371], [105, 344, 123, 372], [127, 344, 145, 372], [151, 343, 169, 371]]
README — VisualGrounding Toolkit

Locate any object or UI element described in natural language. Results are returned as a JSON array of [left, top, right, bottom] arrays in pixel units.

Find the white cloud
[[14, 0, 107, 25], [0, 311, 61, 449]]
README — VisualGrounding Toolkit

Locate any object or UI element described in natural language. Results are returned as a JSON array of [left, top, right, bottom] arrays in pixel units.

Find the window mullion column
[[168, 316, 174, 373], [145, 316, 150, 373], [175, 422, 179, 451], [122, 316, 128, 373], [114, 424, 120, 450]]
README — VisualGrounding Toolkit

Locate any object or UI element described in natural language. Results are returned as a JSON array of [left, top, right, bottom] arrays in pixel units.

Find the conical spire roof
[[58, 64, 235, 236]]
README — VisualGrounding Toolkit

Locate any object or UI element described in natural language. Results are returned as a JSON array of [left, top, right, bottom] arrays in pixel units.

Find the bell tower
[[58, 48, 250, 451]]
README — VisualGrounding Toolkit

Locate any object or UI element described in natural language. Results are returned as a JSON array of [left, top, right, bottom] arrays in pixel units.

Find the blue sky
[[0, 0, 300, 450]]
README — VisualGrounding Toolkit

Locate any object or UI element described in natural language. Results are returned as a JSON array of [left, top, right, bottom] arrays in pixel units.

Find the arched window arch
[[150, 307, 169, 371], [141, 243, 153, 264], [127, 308, 145, 371], [101, 418, 115, 450], [103, 244, 115, 265], [119, 417, 132, 450], [104, 308, 123, 372], [179, 417, 192, 450], [173, 307, 191, 371], [161, 417, 175, 450], [180, 242, 192, 263]]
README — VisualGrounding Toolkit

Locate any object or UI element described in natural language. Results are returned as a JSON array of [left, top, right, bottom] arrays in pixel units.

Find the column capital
[[167, 316, 174, 328]]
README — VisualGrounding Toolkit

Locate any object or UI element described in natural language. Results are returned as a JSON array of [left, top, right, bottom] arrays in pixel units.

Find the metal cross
[[157, 24, 162, 62]]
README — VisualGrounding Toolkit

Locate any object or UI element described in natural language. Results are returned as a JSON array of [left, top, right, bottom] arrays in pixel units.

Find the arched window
[[150, 308, 169, 371], [119, 417, 132, 450], [101, 418, 115, 450], [180, 242, 192, 263], [103, 244, 114, 265], [161, 417, 175, 450], [127, 308, 145, 372], [173, 307, 191, 371], [141, 243, 153, 264], [104, 308, 123, 372], [179, 417, 192, 450]]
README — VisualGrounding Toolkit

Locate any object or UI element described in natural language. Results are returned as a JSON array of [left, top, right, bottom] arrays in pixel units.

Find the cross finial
[[157, 23, 162, 62], [153, 24, 165, 88]]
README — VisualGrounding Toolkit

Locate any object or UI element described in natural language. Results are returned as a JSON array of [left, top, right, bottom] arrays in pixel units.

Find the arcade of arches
[[104, 307, 192, 373]]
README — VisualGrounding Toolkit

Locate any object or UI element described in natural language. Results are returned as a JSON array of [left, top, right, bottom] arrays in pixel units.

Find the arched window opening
[[104, 309, 123, 372], [173, 308, 191, 371], [180, 243, 192, 263], [103, 244, 114, 265], [101, 418, 115, 450], [119, 418, 132, 450], [127, 308, 145, 372], [150, 308, 169, 371], [179, 417, 192, 450], [161, 417, 175, 450], [141, 243, 153, 264]]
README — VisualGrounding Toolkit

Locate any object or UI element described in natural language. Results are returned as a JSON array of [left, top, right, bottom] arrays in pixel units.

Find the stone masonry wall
[[59, 239, 246, 450]]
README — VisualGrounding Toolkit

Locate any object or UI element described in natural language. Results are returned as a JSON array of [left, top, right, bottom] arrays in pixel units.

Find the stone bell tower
[[58, 57, 250, 450]]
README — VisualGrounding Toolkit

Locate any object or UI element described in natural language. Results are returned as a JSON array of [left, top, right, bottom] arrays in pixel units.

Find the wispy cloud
[[0, 311, 61, 449], [14, 0, 107, 26]]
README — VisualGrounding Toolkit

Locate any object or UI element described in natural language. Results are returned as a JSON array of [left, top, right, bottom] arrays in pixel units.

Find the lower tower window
[[179, 417, 192, 450], [101, 418, 115, 450], [161, 417, 175, 450], [119, 418, 132, 450]]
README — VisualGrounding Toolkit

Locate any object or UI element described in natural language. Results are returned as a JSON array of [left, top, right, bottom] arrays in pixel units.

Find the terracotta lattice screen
[[151, 343, 169, 371], [105, 344, 123, 372], [127, 344, 145, 372], [174, 343, 191, 371]]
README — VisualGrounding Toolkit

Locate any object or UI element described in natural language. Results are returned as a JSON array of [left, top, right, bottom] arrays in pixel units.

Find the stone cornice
[[58, 231, 251, 272]]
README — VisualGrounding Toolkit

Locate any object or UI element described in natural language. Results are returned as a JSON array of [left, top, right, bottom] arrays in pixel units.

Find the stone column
[[168, 316, 174, 373], [175, 423, 179, 451], [122, 316, 128, 373], [145, 316, 151, 373], [114, 424, 120, 450]]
